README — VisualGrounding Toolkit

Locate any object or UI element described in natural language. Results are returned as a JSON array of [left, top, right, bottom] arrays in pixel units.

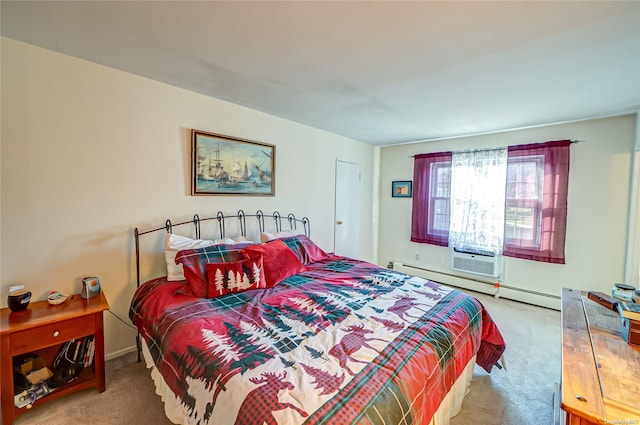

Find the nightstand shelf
[[0, 293, 109, 425]]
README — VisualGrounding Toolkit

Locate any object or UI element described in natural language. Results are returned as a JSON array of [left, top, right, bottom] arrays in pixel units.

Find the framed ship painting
[[191, 130, 275, 196]]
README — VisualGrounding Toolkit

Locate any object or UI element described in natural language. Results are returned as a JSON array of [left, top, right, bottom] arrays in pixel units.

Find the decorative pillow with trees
[[205, 254, 266, 298], [175, 244, 247, 297]]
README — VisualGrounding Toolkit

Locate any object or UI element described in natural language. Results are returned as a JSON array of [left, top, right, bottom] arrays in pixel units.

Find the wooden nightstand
[[0, 292, 109, 425]]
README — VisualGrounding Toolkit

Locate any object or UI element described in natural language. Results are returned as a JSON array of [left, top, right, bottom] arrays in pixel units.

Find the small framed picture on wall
[[392, 180, 412, 198]]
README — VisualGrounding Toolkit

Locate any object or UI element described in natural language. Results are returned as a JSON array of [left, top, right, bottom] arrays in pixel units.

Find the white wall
[[1, 38, 376, 358], [624, 115, 640, 286], [379, 115, 637, 309]]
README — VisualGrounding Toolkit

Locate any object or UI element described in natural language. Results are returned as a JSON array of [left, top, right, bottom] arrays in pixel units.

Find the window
[[429, 162, 451, 236], [449, 147, 507, 254], [411, 140, 570, 264], [504, 155, 544, 247], [411, 152, 452, 246], [502, 141, 570, 263]]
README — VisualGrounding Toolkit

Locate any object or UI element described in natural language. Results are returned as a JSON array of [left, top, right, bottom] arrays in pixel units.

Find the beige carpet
[[450, 292, 561, 425], [12, 290, 560, 425]]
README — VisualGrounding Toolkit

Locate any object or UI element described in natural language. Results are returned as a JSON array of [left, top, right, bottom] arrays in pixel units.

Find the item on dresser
[[47, 291, 69, 305], [81, 277, 101, 299], [7, 286, 31, 312], [633, 290, 640, 304], [587, 291, 619, 311], [617, 301, 640, 348], [620, 318, 640, 348], [611, 282, 635, 301], [618, 300, 640, 321]]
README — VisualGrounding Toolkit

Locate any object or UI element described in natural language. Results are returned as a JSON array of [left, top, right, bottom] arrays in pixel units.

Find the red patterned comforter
[[129, 256, 505, 425]]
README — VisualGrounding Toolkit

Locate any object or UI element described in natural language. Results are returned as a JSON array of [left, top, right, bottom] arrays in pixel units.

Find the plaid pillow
[[240, 239, 305, 287], [205, 253, 266, 298], [278, 235, 329, 265], [175, 244, 248, 297]]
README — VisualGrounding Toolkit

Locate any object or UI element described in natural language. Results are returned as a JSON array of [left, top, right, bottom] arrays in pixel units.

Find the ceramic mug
[[8, 289, 31, 312]]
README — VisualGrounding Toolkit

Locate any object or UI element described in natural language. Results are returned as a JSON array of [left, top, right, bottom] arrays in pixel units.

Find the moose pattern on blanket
[[130, 256, 505, 425]]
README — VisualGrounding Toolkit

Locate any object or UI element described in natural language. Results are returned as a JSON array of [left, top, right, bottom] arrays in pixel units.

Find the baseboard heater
[[390, 261, 560, 309]]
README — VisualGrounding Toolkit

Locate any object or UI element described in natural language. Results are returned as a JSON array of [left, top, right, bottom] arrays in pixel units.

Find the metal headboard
[[134, 209, 310, 290]]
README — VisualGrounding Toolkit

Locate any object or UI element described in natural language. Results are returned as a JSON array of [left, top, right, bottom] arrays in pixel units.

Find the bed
[[129, 211, 505, 425]]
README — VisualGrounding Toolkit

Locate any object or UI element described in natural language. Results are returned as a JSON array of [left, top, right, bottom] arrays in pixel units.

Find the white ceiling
[[2, 1, 639, 146]]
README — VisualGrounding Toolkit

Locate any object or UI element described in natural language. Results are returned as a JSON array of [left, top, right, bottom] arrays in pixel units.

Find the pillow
[[175, 244, 247, 297], [205, 253, 266, 298], [240, 239, 305, 287], [214, 236, 253, 245], [278, 235, 329, 265], [166, 234, 254, 281], [165, 233, 216, 281], [260, 229, 299, 243], [230, 235, 253, 244]]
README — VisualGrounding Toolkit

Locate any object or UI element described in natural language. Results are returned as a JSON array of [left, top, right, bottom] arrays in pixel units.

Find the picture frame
[[392, 180, 412, 198], [191, 129, 275, 196]]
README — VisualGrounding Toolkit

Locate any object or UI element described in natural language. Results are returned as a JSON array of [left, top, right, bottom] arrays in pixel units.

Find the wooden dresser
[[560, 288, 640, 425], [0, 293, 109, 425]]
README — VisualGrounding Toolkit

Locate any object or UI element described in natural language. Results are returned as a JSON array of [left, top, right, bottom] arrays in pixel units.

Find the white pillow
[[213, 236, 253, 244], [260, 229, 299, 243], [231, 235, 253, 243], [165, 233, 216, 281]]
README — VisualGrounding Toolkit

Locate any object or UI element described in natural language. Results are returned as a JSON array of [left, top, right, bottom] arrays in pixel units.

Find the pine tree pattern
[[371, 316, 406, 332], [304, 346, 328, 361], [414, 289, 443, 301], [300, 363, 345, 395], [201, 328, 240, 364], [208, 256, 264, 297], [279, 356, 296, 370], [225, 321, 274, 374]]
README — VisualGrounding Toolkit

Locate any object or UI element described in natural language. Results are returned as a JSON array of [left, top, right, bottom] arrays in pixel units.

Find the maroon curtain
[[411, 152, 452, 246], [503, 140, 570, 264]]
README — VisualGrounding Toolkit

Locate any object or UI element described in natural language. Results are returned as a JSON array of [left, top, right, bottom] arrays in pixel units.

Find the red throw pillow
[[278, 235, 329, 265], [240, 239, 305, 287], [205, 254, 266, 298], [175, 244, 247, 297]]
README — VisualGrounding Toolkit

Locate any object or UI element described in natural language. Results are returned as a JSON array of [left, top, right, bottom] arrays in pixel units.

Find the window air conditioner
[[450, 247, 503, 278]]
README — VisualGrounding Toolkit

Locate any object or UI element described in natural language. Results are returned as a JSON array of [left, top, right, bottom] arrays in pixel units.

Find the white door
[[335, 160, 361, 258]]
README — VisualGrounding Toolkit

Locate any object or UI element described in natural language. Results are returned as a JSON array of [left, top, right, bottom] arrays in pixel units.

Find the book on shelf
[[73, 339, 83, 363], [617, 300, 640, 322], [84, 336, 95, 367], [53, 335, 96, 368], [79, 337, 89, 363]]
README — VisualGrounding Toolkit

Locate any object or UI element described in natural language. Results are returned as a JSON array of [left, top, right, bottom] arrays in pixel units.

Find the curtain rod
[[410, 139, 584, 157]]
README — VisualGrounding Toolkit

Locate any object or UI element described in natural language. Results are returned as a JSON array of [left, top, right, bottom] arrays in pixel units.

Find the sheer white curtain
[[449, 148, 508, 254]]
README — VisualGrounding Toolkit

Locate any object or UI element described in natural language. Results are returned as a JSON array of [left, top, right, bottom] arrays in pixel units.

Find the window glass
[[429, 162, 451, 235], [504, 155, 543, 247]]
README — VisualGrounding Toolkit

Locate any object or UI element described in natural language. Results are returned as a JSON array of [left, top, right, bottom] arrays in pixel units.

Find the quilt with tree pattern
[[130, 255, 505, 425]]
